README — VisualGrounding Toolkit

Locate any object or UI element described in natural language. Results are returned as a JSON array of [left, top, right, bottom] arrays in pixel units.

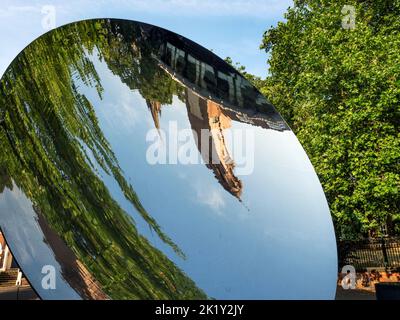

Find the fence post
[[381, 237, 389, 271]]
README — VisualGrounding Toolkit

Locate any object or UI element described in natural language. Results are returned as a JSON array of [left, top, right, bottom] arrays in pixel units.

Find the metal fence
[[338, 237, 400, 271]]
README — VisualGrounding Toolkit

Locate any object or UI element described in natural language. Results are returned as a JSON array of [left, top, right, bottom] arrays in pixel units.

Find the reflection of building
[[35, 211, 109, 300], [144, 28, 291, 200], [0, 231, 38, 299], [1, 225, 107, 300], [146, 100, 162, 130], [185, 89, 243, 200], [153, 38, 289, 131], [0, 231, 25, 291], [146, 88, 243, 201]]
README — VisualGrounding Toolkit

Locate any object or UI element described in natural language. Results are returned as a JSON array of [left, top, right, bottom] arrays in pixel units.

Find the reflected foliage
[[0, 19, 206, 299]]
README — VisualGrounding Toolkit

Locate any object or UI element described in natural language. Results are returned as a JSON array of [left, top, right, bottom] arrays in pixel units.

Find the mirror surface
[[0, 19, 337, 299]]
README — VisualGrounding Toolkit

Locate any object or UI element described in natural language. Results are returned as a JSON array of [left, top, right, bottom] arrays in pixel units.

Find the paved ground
[[0, 286, 38, 300], [335, 286, 376, 300], [0, 285, 378, 300]]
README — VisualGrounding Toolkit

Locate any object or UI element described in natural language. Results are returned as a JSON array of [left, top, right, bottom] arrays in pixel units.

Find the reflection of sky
[[75, 52, 337, 299], [0, 183, 80, 300]]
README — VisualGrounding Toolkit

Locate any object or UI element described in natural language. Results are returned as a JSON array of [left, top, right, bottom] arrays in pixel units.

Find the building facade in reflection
[[145, 86, 243, 201], [185, 89, 243, 201], [153, 37, 288, 132]]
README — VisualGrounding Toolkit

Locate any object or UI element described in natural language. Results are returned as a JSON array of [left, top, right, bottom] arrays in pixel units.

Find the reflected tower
[[185, 88, 243, 200]]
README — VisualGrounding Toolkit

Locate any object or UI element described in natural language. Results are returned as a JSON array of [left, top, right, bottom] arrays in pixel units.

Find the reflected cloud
[[194, 182, 226, 215]]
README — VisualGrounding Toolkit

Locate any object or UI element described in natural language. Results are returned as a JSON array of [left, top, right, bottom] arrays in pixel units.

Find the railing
[[338, 237, 400, 271]]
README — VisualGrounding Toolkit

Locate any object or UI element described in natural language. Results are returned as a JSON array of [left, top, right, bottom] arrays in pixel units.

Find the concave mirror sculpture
[[0, 19, 337, 299]]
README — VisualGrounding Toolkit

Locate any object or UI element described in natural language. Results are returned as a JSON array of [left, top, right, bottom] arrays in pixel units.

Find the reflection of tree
[[0, 19, 206, 299], [0, 167, 12, 194], [102, 21, 185, 105]]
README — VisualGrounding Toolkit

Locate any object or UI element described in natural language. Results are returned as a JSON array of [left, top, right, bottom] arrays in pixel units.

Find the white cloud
[[194, 182, 226, 215]]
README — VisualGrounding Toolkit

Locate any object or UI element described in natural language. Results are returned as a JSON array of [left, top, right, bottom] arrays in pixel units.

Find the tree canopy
[[258, 0, 399, 239]]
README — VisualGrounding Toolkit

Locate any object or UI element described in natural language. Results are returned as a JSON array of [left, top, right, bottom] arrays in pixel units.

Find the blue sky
[[0, 0, 293, 78]]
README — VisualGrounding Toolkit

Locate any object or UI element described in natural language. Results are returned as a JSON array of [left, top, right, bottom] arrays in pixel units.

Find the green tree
[[224, 57, 265, 89], [260, 0, 400, 239]]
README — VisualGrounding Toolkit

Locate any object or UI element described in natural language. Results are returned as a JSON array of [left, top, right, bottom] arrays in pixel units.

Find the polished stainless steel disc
[[0, 19, 337, 299]]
